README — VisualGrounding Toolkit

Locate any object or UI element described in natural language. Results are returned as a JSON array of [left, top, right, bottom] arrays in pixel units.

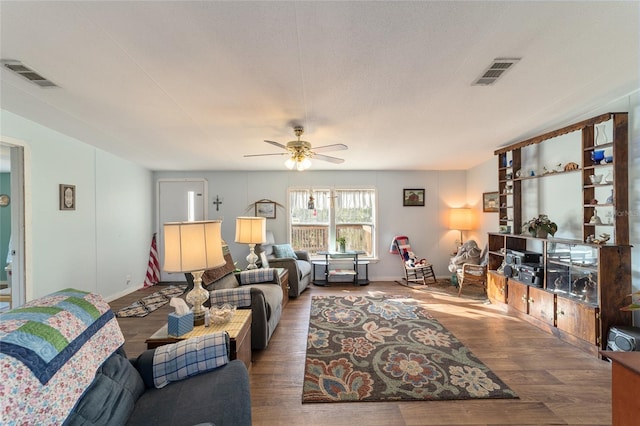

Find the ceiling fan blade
[[313, 153, 345, 164], [264, 140, 287, 149], [312, 143, 348, 153], [243, 153, 288, 158]]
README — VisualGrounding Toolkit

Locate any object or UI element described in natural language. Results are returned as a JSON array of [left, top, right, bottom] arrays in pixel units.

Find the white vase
[[604, 170, 614, 183], [595, 124, 608, 146]]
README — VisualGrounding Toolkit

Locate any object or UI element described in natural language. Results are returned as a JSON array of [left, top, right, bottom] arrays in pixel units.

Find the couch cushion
[[126, 360, 251, 426], [248, 284, 282, 320], [206, 272, 240, 291], [151, 333, 229, 388], [273, 244, 298, 259], [202, 245, 235, 286], [297, 259, 312, 279], [64, 347, 145, 426]]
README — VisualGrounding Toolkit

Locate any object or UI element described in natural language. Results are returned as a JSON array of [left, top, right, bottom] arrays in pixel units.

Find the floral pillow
[[272, 244, 298, 259]]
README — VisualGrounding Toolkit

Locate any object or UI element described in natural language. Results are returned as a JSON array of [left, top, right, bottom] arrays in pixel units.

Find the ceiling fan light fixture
[[285, 158, 295, 169]]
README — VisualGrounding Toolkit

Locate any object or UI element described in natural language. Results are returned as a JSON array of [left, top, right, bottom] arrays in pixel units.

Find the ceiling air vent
[[472, 58, 521, 86], [1, 59, 58, 88]]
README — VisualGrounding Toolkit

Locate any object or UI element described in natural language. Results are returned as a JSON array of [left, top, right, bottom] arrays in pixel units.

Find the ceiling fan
[[244, 126, 348, 171]]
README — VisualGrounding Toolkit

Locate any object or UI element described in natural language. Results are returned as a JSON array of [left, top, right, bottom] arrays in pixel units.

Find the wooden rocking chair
[[392, 236, 436, 285]]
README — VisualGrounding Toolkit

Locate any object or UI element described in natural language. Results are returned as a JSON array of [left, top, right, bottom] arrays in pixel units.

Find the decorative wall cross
[[213, 195, 223, 211]]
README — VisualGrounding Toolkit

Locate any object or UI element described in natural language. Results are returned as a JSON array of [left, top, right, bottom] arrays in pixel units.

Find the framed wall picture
[[483, 191, 499, 212], [59, 184, 76, 210], [255, 201, 276, 219], [403, 189, 425, 207]]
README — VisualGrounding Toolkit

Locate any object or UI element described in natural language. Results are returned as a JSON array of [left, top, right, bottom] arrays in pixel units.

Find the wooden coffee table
[[145, 309, 252, 369]]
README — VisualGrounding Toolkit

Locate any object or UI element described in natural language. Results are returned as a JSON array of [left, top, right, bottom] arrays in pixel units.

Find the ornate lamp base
[[185, 270, 209, 326], [246, 243, 259, 270]]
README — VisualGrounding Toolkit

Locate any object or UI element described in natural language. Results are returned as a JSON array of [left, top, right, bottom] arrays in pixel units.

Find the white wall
[[0, 110, 153, 301], [467, 90, 640, 325], [153, 169, 468, 280]]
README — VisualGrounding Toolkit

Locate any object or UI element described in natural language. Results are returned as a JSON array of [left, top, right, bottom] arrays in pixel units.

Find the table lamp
[[163, 220, 225, 325], [449, 208, 473, 245], [235, 216, 267, 269]]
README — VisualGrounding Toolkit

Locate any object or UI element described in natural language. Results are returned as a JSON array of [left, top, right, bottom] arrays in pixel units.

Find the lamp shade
[[449, 208, 473, 231], [235, 216, 267, 244], [163, 220, 225, 273]]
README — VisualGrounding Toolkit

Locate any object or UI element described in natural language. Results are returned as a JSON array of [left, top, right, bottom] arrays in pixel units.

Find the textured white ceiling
[[1, 1, 638, 171]]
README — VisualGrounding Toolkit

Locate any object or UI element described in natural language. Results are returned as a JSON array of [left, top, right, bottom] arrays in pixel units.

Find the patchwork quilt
[[0, 288, 125, 425]]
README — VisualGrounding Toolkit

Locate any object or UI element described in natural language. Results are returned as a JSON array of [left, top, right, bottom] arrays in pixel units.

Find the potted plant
[[336, 237, 346, 253], [522, 214, 558, 238], [621, 290, 640, 312]]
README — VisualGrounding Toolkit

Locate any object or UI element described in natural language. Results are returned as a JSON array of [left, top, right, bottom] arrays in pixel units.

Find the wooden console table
[[601, 351, 640, 425], [313, 251, 369, 286], [146, 309, 252, 369]]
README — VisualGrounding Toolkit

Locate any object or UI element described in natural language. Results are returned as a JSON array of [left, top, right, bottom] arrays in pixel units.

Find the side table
[[145, 309, 252, 370], [277, 268, 289, 308]]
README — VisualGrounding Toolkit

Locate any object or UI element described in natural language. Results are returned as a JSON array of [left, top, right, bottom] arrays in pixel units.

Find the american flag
[[144, 233, 160, 287]]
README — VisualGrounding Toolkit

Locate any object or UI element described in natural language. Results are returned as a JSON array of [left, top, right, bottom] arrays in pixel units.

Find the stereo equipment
[[607, 326, 640, 352], [505, 249, 542, 266], [503, 264, 515, 278], [519, 263, 544, 287]]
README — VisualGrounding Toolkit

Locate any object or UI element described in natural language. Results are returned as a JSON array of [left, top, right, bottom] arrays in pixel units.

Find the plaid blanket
[[153, 332, 229, 388], [210, 287, 252, 308], [0, 288, 124, 425], [238, 268, 275, 284]]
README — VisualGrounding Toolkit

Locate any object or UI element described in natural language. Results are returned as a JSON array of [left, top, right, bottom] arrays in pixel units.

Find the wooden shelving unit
[[488, 112, 631, 357]]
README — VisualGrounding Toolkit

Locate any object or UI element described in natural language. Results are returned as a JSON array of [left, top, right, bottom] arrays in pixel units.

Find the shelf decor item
[[336, 237, 346, 253], [595, 124, 609, 146], [591, 150, 605, 164], [522, 214, 557, 238]]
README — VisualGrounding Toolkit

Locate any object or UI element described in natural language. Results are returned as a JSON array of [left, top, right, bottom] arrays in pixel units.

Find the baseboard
[[104, 284, 145, 303]]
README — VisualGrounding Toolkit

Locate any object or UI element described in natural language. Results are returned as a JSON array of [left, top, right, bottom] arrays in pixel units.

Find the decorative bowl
[[209, 304, 236, 325]]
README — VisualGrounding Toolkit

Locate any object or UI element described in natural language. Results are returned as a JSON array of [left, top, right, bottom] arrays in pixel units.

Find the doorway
[[0, 141, 25, 310], [157, 179, 208, 282]]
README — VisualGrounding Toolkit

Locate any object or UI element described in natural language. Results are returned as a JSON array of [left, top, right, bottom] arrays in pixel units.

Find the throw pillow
[[272, 244, 298, 259], [152, 332, 229, 389]]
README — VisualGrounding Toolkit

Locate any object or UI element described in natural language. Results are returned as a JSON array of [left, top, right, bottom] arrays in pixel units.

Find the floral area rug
[[303, 295, 517, 403], [115, 285, 187, 318]]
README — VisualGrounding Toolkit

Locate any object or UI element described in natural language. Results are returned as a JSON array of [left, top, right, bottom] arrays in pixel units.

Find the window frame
[[287, 186, 378, 260]]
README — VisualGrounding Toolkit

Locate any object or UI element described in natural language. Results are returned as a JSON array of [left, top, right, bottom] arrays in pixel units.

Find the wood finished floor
[[110, 281, 613, 426]]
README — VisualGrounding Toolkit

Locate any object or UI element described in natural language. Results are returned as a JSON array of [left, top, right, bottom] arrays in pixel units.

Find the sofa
[[188, 244, 283, 350], [256, 230, 312, 297], [0, 288, 251, 426]]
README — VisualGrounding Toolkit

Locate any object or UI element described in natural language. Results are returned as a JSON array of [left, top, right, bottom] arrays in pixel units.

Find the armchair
[[256, 231, 312, 297], [448, 240, 487, 296]]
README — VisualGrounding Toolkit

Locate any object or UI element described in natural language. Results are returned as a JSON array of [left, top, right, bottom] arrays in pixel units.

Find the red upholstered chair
[[391, 236, 436, 285]]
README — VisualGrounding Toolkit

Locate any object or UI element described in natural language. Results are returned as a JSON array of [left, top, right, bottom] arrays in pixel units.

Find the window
[[288, 188, 376, 258]]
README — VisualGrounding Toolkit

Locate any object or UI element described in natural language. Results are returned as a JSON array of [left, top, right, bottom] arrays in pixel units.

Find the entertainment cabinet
[[488, 112, 631, 356]]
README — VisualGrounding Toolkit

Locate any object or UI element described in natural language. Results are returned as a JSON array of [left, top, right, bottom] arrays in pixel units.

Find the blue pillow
[[272, 244, 298, 259]]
